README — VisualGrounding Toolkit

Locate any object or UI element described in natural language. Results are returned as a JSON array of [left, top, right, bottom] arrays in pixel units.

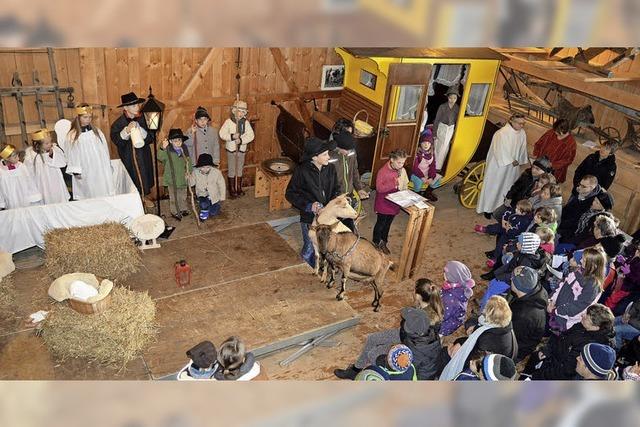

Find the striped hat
[[581, 343, 616, 379], [518, 232, 541, 255], [482, 354, 517, 381], [387, 344, 413, 373]]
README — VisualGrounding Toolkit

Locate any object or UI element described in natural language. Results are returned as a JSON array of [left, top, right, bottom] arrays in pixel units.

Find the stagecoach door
[[371, 63, 431, 187]]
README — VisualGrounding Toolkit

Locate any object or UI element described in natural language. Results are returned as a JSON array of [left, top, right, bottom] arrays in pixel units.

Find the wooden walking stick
[[130, 126, 148, 214], [184, 154, 201, 228]]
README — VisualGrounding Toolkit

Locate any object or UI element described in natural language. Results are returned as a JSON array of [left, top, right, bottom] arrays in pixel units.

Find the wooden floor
[[0, 222, 359, 380]]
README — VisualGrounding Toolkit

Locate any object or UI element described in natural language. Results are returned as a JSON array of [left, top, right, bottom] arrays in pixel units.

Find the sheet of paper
[[552, 255, 567, 269], [582, 140, 598, 149], [385, 190, 427, 208]]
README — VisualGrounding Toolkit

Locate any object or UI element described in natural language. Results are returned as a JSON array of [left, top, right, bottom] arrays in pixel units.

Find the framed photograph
[[321, 65, 344, 90], [359, 69, 377, 90]]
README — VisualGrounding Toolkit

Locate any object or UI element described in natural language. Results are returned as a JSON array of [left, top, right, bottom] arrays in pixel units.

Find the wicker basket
[[68, 288, 113, 315], [353, 109, 374, 138]]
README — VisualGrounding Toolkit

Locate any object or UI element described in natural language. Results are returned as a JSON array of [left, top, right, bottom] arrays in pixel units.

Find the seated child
[[177, 340, 218, 380], [454, 353, 517, 381], [190, 153, 226, 221], [0, 144, 42, 209], [603, 243, 640, 316], [24, 129, 70, 205], [411, 125, 437, 202], [530, 182, 563, 221], [357, 344, 417, 381], [536, 226, 556, 256], [440, 261, 476, 336], [480, 232, 543, 309], [214, 336, 264, 381], [526, 206, 557, 234], [158, 128, 192, 221], [477, 199, 533, 266]]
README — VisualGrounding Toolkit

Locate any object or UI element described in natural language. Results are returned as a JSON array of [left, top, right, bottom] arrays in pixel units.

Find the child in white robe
[[24, 128, 70, 205], [0, 144, 42, 209], [65, 105, 115, 200]]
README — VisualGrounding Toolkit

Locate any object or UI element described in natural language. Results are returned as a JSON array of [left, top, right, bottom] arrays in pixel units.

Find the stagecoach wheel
[[598, 127, 622, 147], [458, 161, 486, 209]]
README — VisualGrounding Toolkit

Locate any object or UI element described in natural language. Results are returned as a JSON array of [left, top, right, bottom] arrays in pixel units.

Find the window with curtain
[[391, 85, 423, 122], [465, 83, 491, 116]]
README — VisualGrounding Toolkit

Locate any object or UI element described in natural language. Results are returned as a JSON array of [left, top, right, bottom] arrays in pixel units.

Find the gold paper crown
[[0, 144, 16, 160], [75, 105, 93, 115], [31, 128, 50, 141]]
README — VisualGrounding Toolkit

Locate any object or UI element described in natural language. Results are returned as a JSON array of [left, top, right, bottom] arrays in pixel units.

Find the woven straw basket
[[353, 109, 374, 137]]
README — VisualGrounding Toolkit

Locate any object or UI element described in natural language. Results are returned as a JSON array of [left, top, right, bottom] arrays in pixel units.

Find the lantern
[[174, 260, 192, 288], [142, 86, 164, 131]]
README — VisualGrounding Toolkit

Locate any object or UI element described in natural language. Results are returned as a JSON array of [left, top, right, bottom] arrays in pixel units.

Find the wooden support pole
[[269, 48, 315, 136], [47, 47, 65, 119]]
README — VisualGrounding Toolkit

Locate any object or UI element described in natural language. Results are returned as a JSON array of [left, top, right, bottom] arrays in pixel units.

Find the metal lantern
[[142, 86, 164, 131]]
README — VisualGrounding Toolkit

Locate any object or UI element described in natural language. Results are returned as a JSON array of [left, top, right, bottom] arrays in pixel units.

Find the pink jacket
[[374, 162, 402, 215]]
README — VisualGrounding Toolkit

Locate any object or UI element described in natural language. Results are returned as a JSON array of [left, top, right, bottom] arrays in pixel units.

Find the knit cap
[[482, 354, 517, 380], [581, 343, 616, 379], [387, 344, 413, 373], [511, 266, 539, 295], [518, 232, 541, 255]]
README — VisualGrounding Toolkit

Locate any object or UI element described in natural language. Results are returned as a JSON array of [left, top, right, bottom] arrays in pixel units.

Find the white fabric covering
[[66, 129, 115, 200], [23, 146, 70, 205], [69, 280, 98, 301]]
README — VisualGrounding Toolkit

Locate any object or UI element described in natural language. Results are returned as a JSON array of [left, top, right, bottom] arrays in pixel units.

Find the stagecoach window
[[465, 83, 490, 117], [390, 85, 423, 122]]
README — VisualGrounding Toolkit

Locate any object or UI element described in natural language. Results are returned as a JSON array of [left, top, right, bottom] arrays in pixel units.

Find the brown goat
[[315, 224, 393, 311]]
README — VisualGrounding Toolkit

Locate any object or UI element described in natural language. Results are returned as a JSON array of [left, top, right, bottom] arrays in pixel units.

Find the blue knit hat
[[387, 344, 413, 373], [482, 354, 517, 380], [581, 343, 616, 379]]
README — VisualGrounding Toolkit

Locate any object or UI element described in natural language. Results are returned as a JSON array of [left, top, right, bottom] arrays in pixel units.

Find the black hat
[[334, 130, 355, 150], [195, 106, 210, 120], [196, 153, 215, 168], [533, 156, 554, 174], [186, 340, 217, 370], [168, 128, 189, 142], [117, 92, 145, 107], [302, 137, 336, 161], [445, 85, 460, 96]]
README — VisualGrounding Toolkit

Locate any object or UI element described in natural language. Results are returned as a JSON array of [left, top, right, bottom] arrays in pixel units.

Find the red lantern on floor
[[175, 260, 192, 288]]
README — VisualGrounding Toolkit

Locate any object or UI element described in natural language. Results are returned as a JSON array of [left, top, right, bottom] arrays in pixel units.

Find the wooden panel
[[254, 167, 270, 198], [336, 87, 382, 127]]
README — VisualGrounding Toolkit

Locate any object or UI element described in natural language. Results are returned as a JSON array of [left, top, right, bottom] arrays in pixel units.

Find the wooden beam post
[[269, 48, 315, 136]]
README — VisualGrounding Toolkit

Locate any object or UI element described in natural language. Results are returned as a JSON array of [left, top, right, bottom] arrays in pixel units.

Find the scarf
[[440, 317, 501, 380]]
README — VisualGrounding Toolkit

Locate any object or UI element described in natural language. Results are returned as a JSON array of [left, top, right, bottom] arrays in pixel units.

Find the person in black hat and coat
[[573, 140, 618, 190], [285, 137, 340, 267], [110, 91, 154, 207], [190, 153, 226, 221], [185, 106, 220, 168], [328, 131, 369, 232]]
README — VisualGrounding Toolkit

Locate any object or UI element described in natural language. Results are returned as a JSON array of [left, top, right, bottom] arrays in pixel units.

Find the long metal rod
[[47, 47, 65, 119], [0, 86, 74, 95]]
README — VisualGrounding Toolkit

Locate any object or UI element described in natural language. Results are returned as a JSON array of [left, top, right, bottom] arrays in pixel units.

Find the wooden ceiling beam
[[501, 53, 640, 111]]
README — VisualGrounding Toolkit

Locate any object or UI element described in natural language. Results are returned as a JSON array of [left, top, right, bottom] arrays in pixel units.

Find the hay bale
[[0, 274, 16, 324], [44, 222, 142, 281], [42, 287, 156, 367]]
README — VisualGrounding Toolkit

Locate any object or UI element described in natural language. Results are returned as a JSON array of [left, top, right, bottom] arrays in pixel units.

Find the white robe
[[24, 146, 70, 205], [476, 123, 529, 214], [0, 162, 43, 209], [66, 129, 115, 200]]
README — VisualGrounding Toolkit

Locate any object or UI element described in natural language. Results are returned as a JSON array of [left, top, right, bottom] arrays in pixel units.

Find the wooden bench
[[254, 164, 292, 211]]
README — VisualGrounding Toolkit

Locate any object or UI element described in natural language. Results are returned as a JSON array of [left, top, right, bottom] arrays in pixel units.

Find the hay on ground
[[0, 274, 16, 323], [42, 286, 156, 367], [44, 222, 142, 281]]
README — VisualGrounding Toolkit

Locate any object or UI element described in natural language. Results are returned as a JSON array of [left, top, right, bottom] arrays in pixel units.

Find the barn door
[[371, 63, 431, 187]]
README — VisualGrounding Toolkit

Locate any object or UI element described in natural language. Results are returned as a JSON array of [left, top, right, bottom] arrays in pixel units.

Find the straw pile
[[44, 222, 142, 282], [0, 274, 16, 323], [42, 287, 156, 367]]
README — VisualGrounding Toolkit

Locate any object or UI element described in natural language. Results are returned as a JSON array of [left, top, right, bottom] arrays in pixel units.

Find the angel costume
[[476, 123, 529, 214], [65, 127, 115, 200], [24, 146, 70, 204], [0, 161, 42, 209]]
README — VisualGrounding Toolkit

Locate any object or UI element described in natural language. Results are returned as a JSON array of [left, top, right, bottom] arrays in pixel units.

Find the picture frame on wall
[[321, 65, 345, 90], [359, 69, 377, 90]]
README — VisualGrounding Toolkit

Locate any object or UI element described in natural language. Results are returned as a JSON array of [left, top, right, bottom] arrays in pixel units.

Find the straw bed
[[42, 287, 156, 367], [0, 274, 16, 323], [44, 222, 142, 281]]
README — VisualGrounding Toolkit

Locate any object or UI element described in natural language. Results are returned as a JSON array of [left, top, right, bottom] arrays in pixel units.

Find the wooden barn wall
[[0, 48, 343, 184], [494, 49, 640, 135]]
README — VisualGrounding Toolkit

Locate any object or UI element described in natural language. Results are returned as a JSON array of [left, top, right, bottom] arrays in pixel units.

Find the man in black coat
[[507, 266, 548, 361], [573, 141, 617, 190], [285, 137, 340, 267], [558, 174, 602, 243], [110, 92, 154, 207], [524, 303, 615, 380]]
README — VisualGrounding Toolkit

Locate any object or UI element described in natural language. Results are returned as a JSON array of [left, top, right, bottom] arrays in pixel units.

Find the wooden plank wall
[[0, 48, 342, 184]]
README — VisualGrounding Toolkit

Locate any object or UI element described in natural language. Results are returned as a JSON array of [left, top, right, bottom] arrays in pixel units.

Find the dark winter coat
[[531, 323, 615, 380], [550, 269, 602, 331], [558, 185, 603, 241], [285, 160, 340, 224], [473, 323, 518, 360], [494, 250, 544, 283], [400, 313, 446, 380], [109, 113, 154, 195], [507, 285, 549, 361], [573, 152, 617, 190], [506, 168, 536, 205]]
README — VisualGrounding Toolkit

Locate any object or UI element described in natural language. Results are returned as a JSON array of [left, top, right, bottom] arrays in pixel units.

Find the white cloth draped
[[0, 162, 42, 209], [434, 123, 455, 171], [476, 124, 529, 214], [0, 160, 144, 254], [66, 129, 115, 200], [23, 146, 70, 205]]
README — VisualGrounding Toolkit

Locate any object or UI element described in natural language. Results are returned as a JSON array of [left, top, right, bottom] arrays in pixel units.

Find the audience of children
[[23, 129, 69, 205]]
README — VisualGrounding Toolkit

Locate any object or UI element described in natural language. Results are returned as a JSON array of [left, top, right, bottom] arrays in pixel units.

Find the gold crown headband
[[31, 129, 50, 141], [75, 105, 93, 116], [0, 144, 16, 160]]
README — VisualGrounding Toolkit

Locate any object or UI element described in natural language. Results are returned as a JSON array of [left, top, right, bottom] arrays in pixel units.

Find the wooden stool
[[254, 165, 292, 211]]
